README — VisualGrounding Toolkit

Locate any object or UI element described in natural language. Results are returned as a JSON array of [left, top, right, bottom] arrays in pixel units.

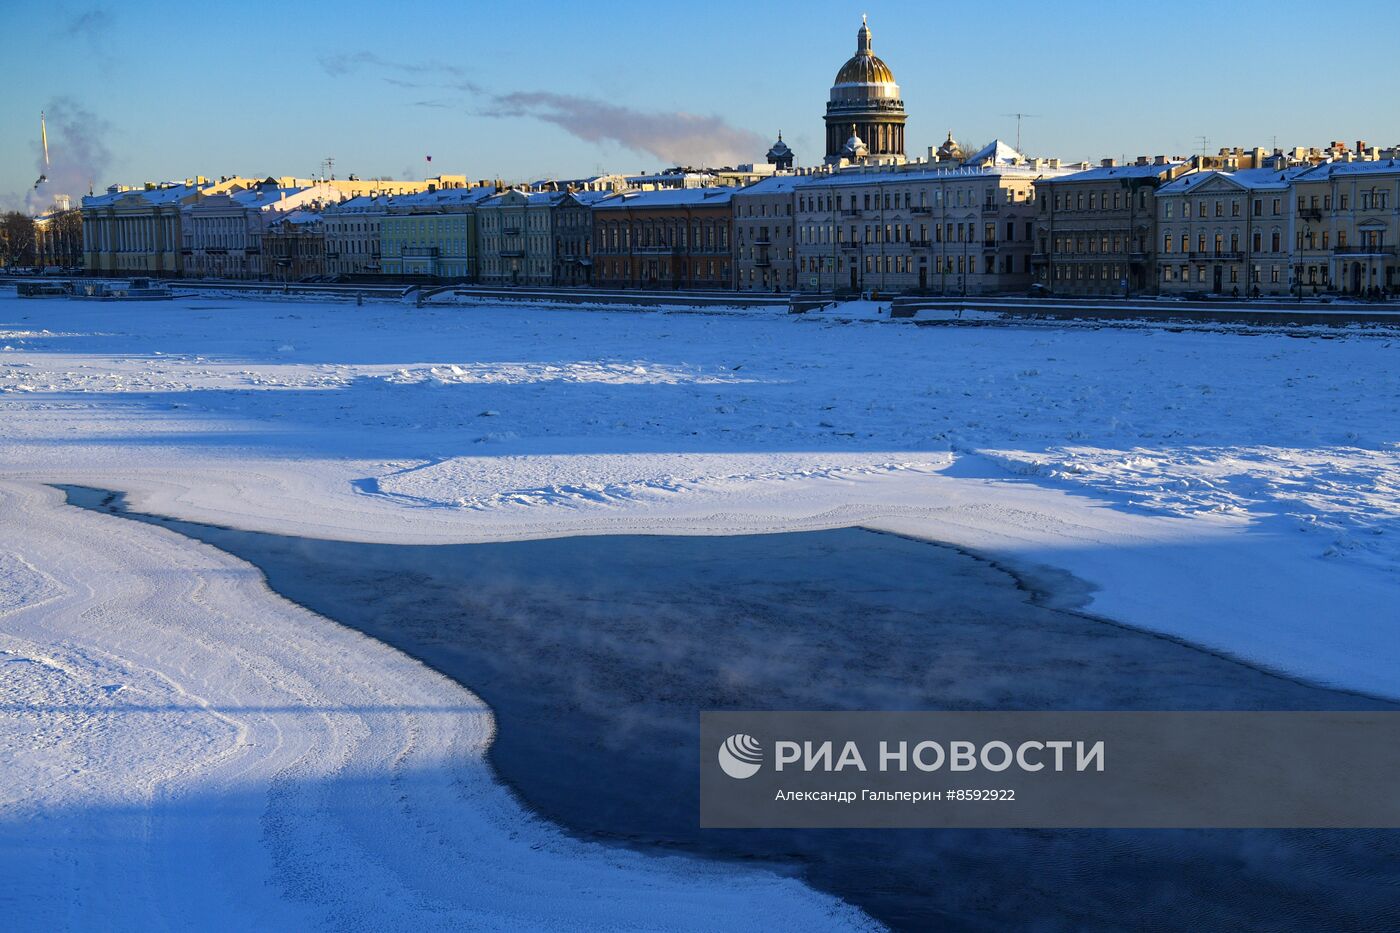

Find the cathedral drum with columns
[[825, 16, 907, 164]]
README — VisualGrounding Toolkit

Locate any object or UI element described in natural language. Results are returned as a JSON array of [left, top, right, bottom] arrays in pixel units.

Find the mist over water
[[62, 486, 1400, 932]]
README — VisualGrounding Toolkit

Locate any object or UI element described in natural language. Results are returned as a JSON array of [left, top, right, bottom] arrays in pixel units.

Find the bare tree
[[1, 213, 37, 269]]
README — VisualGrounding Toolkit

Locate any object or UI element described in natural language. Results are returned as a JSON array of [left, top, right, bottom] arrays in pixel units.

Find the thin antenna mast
[[1001, 112, 1041, 152]]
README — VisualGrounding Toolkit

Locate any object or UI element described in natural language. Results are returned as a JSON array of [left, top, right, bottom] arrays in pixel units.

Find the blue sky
[[3, 0, 1396, 210]]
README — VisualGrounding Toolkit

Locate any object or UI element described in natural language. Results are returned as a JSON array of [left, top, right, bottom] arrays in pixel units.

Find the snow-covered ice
[[1, 290, 1397, 926]]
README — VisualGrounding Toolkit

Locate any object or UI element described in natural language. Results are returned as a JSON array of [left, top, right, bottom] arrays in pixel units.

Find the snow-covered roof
[[563, 190, 617, 206], [389, 187, 498, 211], [272, 209, 323, 227], [592, 188, 735, 210], [733, 175, 805, 197], [478, 190, 568, 210], [231, 186, 307, 208], [1295, 159, 1400, 180], [1048, 162, 1185, 184], [964, 139, 1025, 167], [1158, 166, 1312, 196], [794, 163, 1047, 190], [324, 194, 396, 214], [83, 182, 203, 209]]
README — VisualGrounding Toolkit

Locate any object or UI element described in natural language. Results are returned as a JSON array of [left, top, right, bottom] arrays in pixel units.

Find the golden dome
[[834, 16, 896, 86]]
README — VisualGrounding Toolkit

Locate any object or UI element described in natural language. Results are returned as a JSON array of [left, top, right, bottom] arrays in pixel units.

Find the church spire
[[857, 15, 872, 54]]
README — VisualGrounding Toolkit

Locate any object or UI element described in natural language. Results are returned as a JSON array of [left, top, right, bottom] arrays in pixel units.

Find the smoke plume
[[26, 98, 113, 214], [488, 91, 767, 167]]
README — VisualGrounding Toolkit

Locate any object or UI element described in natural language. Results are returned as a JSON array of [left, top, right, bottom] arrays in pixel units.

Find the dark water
[[61, 486, 1400, 932]]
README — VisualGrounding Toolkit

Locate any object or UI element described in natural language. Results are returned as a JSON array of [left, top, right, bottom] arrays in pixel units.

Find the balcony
[[499, 249, 525, 258], [755, 257, 772, 268], [981, 203, 1001, 214], [1188, 251, 1244, 261], [752, 236, 772, 245], [404, 247, 440, 258], [1334, 245, 1395, 256], [843, 209, 863, 217], [503, 227, 522, 236], [909, 239, 932, 248], [910, 205, 932, 215], [635, 246, 677, 255], [1298, 207, 1323, 222]]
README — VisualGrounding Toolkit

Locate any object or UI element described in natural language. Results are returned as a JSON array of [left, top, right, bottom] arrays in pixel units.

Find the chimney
[[1154, 155, 1168, 165], [1101, 158, 1116, 168]]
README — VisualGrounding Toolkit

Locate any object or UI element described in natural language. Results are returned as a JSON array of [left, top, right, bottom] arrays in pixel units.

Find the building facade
[[82, 181, 225, 276], [478, 190, 562, 285], [733, 175, 800, 292], [261, 211, 326, 282], [1155, 168, 1304, 296], [793, 164, 1047, 295], [1032, 160, 1186, 296], [552, 191, 609, 286], [824, 17, 906, 165], [82, 175, 453, 278], [183, 183, 343, 280], [323, 195, 394, 277], [380, 187, 496, 280], [1288, 160, 1399, 296], [592, 188, 734, 289]]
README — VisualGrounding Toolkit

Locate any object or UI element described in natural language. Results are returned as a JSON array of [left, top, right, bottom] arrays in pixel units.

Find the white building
[[182, 182, 344, 280], [793, 155, 1060, 295]]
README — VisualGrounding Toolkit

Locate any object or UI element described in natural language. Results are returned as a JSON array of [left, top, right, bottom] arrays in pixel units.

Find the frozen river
[[63, 486, 1400, 931]]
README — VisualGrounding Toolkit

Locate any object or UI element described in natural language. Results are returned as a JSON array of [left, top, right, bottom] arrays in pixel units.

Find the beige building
[[182, 182, 343, 279], [1155, 167, 1306, 296], [1288, 160, 1399, 296], [794, 160, 1049, 296], [323, 195, 394, 277], [82, 178, 246, 276], [733, 175, 801, 292], [1032, 159, 1188, 296]]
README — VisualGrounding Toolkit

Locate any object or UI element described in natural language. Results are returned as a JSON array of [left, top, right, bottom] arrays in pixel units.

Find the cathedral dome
[[833, 17, 897, 87], [823, 16, 906, 165]]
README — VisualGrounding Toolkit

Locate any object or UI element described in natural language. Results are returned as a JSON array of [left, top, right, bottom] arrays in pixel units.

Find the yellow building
[[1288, 160, 1399, 296]]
